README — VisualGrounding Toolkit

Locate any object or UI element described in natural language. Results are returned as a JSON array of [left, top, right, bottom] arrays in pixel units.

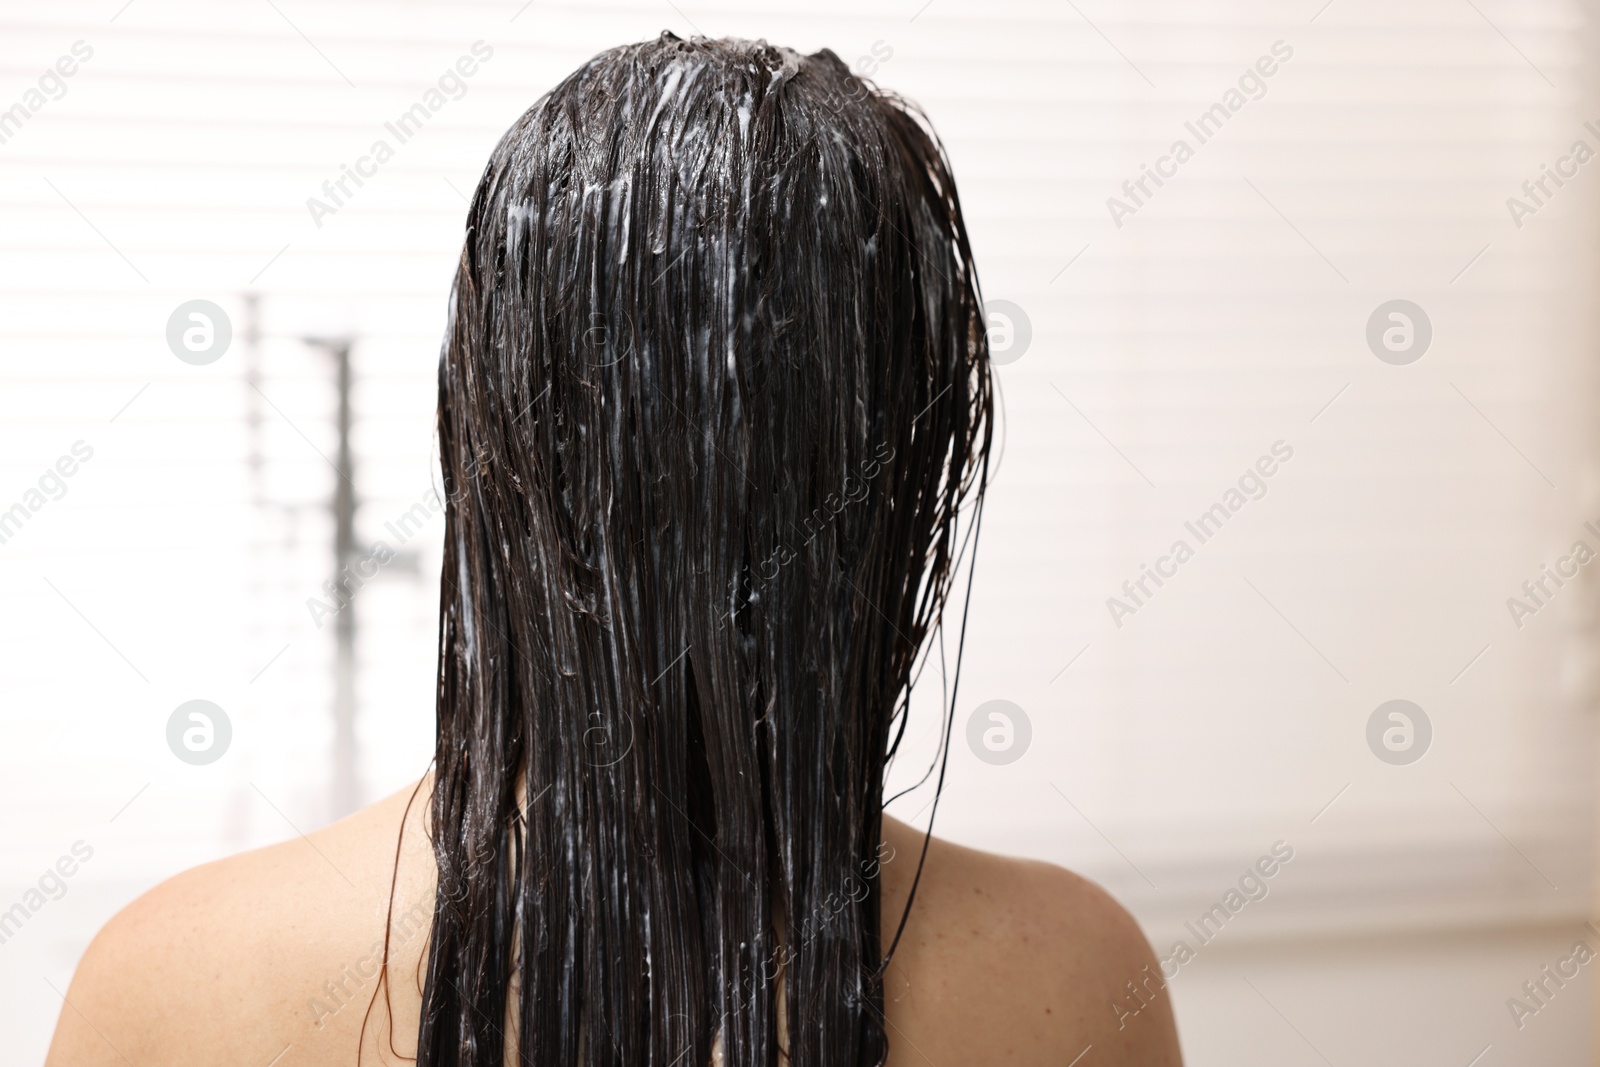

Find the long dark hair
[[419, 32, 993, 1067]]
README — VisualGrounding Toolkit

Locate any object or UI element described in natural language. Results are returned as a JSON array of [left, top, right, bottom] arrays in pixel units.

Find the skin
[[44, 775, 1181, 1067]]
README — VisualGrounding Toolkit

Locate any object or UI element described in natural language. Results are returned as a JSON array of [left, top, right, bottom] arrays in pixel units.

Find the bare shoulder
[[44, 779, 436, 1067], [879, 817, 1182, 1067], [45, 793, 1179, 1067]]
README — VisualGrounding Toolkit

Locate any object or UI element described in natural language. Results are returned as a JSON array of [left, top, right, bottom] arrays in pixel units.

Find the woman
[[46, 34, 1179, 1067]]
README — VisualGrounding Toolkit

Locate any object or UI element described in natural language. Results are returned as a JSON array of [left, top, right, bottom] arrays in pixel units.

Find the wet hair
[[417, 31, 993, 1067]]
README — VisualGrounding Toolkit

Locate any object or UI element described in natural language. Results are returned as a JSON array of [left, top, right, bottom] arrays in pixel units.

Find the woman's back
[[44, 777, 1179, 1067], [48, 34, 1183, 1067]]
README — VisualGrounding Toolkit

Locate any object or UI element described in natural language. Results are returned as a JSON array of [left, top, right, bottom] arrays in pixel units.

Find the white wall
[[0, 1, 1595, 1064]]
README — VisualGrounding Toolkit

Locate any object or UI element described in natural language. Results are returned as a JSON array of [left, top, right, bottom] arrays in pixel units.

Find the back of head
[[426, 32, 992, 1067]]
